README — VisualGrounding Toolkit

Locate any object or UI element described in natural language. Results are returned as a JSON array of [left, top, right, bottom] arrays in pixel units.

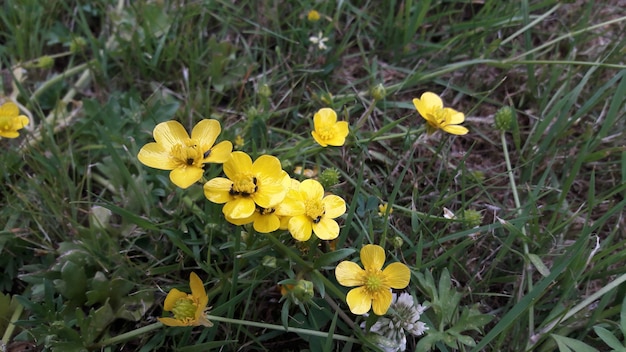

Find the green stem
[[1, 302, 24, 345], [501, 131, 534, 342], [90, 322, 163, 349]]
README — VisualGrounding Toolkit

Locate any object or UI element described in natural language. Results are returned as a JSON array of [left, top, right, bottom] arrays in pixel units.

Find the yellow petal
[[153, 121, 190, 150], [0, 102, 19, 117], [191, 119, 220, 149], [335, 261, 365, 287], [314, 108, 337, 128], [360, 244, 385, 271], [311, 131, 328, 147], [371, 289, 393, 315], [204, 140, 232, 163], [158, 317, 188, 327], [288, 215, 312, 241], [444, 109, 465, 124], [225, 213, 255, 226], [442, 124, 469, 135], [17, 115, 30, 128], [253, 181, 287, 208], [203, 178, 234, 203], [252, 155, 283, 177], [189, 272, 207, 307], [346, 287, 372, 315], [0, 131, 19, 138], [163, 288, 187, 311], [312, 217, 339, 240], [224, 151, 252, 180], [276, 196, 305, 217], [419, 92, 443, 109], [223, 197, 255, 219], [137, 142, 177, 170], [383, 262, 411, 289], [299, 179, 324, 200], [170, 166, 203, 189], [253, 213, 280, 233], [322, 195, 346, 219]]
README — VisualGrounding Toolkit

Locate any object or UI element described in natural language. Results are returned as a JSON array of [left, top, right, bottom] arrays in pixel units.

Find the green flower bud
[[246, 106, 259, 119], [320, 91, 334, 106], [494, 106, 515, 132], [262, 255, 277, 268], [460, 209, 482, 228], [370, 83, 386, 101], [292, 280, 314, 303], [258, 84, 272, 98], [469, 170, 485, 183], [36, 56, 55, 69], [319, 168, 340, 189], [69, 37, 88, 53], [391, 236, 404, 249]]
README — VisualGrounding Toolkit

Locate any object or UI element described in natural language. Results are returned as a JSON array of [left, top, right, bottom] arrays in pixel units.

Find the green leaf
[[551, 334, 599, 352], [593, 326, 625, 351], [313, 248, 356, 269], [528, 253, 551, 277]]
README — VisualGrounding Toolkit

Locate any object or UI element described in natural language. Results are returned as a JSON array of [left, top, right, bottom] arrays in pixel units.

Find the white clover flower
[[363, 292, 429, 352], [309, 31, 329, 50]]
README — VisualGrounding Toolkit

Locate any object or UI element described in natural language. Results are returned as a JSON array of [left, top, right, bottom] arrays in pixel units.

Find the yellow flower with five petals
[[158, 272, 213, 327], [0, 102, 30, 138], [335, 244, 410, 315], [137, 120, 233, 189], [287, 179, 345, 241], [311, 108, 349, 147], [203, 151, 291, 220], [412, 92, 468, 135]]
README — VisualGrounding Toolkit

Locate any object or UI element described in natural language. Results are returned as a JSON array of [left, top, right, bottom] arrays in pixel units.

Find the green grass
[[1, 0, 626, 351]]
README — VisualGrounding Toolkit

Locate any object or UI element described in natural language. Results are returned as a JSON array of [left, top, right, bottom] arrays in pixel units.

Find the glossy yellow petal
[[158, 317, 188, 327], [153, 121, 189, 150], [204, 140, 232, 163], [225, 213, 255, 226], [299, 179, 324, 200], [252, 155, 283, 177], [314, 108, 337, 127], [223, 197, 255, 219], [442, 124, 469, 135], [322, 195, 346, 219], [335, 261, 365, 287], [419, 92, 443, 109], [189, 272, 207, 304], [360, 244, 386, 271], [382, 262, 411, 289], [0, 102, 19, 116], [346, 286, 372, 315], [137, 142, 177, 170], [0, 130, 19, 138], [371, 289, 393, 315], [253, 182, 288, 208], [191, 119, 220, 148], [253, 213, 280, 233], [163, 288, 187, 311], [224, 151, 252, 180], [203, 178, 234, 203], [444, 108, 465, 124], [311, 131, 328, 147], [276, 196, 305, 217], [288, 215, 312, 241], [312, 217, 339, 240], [17, 115, 29, 128], [170, 166, 204, 189]]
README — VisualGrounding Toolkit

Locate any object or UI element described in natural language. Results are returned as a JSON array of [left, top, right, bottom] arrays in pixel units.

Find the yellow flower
[[287, 179, 345, 241], [137, 120, 233, 189], [158, 272, 212, 327], [335, 244, 411, 315], [203, 152, 291, 219], [412, 92, 468, 135], [311, 108, 349, 147], [234, 134, 245, 149], [0, 102, 30, 138], [307, 10, 321, 22], [378, 203, 393, 216]]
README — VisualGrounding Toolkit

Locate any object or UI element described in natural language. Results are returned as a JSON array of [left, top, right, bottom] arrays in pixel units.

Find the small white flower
[[309, 31, 329, 50]]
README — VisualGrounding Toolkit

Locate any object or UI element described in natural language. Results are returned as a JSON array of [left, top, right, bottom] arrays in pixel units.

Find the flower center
[[0, 115, 14, 132], [171, 296, 198, 322], [432, 109, 448, 127], [257, 206, 275, 215], [364, 269, 385, 293], [230, 174, 258, 197], [317, 126, 335, 141], [304, 199, 325, 223], [170, 139, 204, 168]]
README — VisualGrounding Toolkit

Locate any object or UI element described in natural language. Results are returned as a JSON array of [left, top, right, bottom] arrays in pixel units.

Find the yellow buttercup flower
[[203, 151, 291, 220], [307, 10, 321, 22], [0, 102, 30, 138], [137, 120, 233, 189], [335, 244, 410, 315], [311, 108, 349, 147], [412, 92, 468, 135], [378, 203, 393, 217], [158, 272, 213, 327], [287, 179, 345, 241]]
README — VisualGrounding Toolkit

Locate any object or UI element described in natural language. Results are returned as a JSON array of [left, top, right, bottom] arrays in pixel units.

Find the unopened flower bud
[[307, 10, 321, 22], [69, 37, 88, 53], [391, 236, 404, 249], [460, 209, 482, 228], [370, 83, 386, 101], [319, 168, 340, 189], [258, 84, 272, 98], [36, 56, 55, 69], [494, 106, 515, 132]]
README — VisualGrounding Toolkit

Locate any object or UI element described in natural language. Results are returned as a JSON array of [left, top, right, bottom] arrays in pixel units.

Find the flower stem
[[1, 302, 24, 345], [89, 322, 163, 349]]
